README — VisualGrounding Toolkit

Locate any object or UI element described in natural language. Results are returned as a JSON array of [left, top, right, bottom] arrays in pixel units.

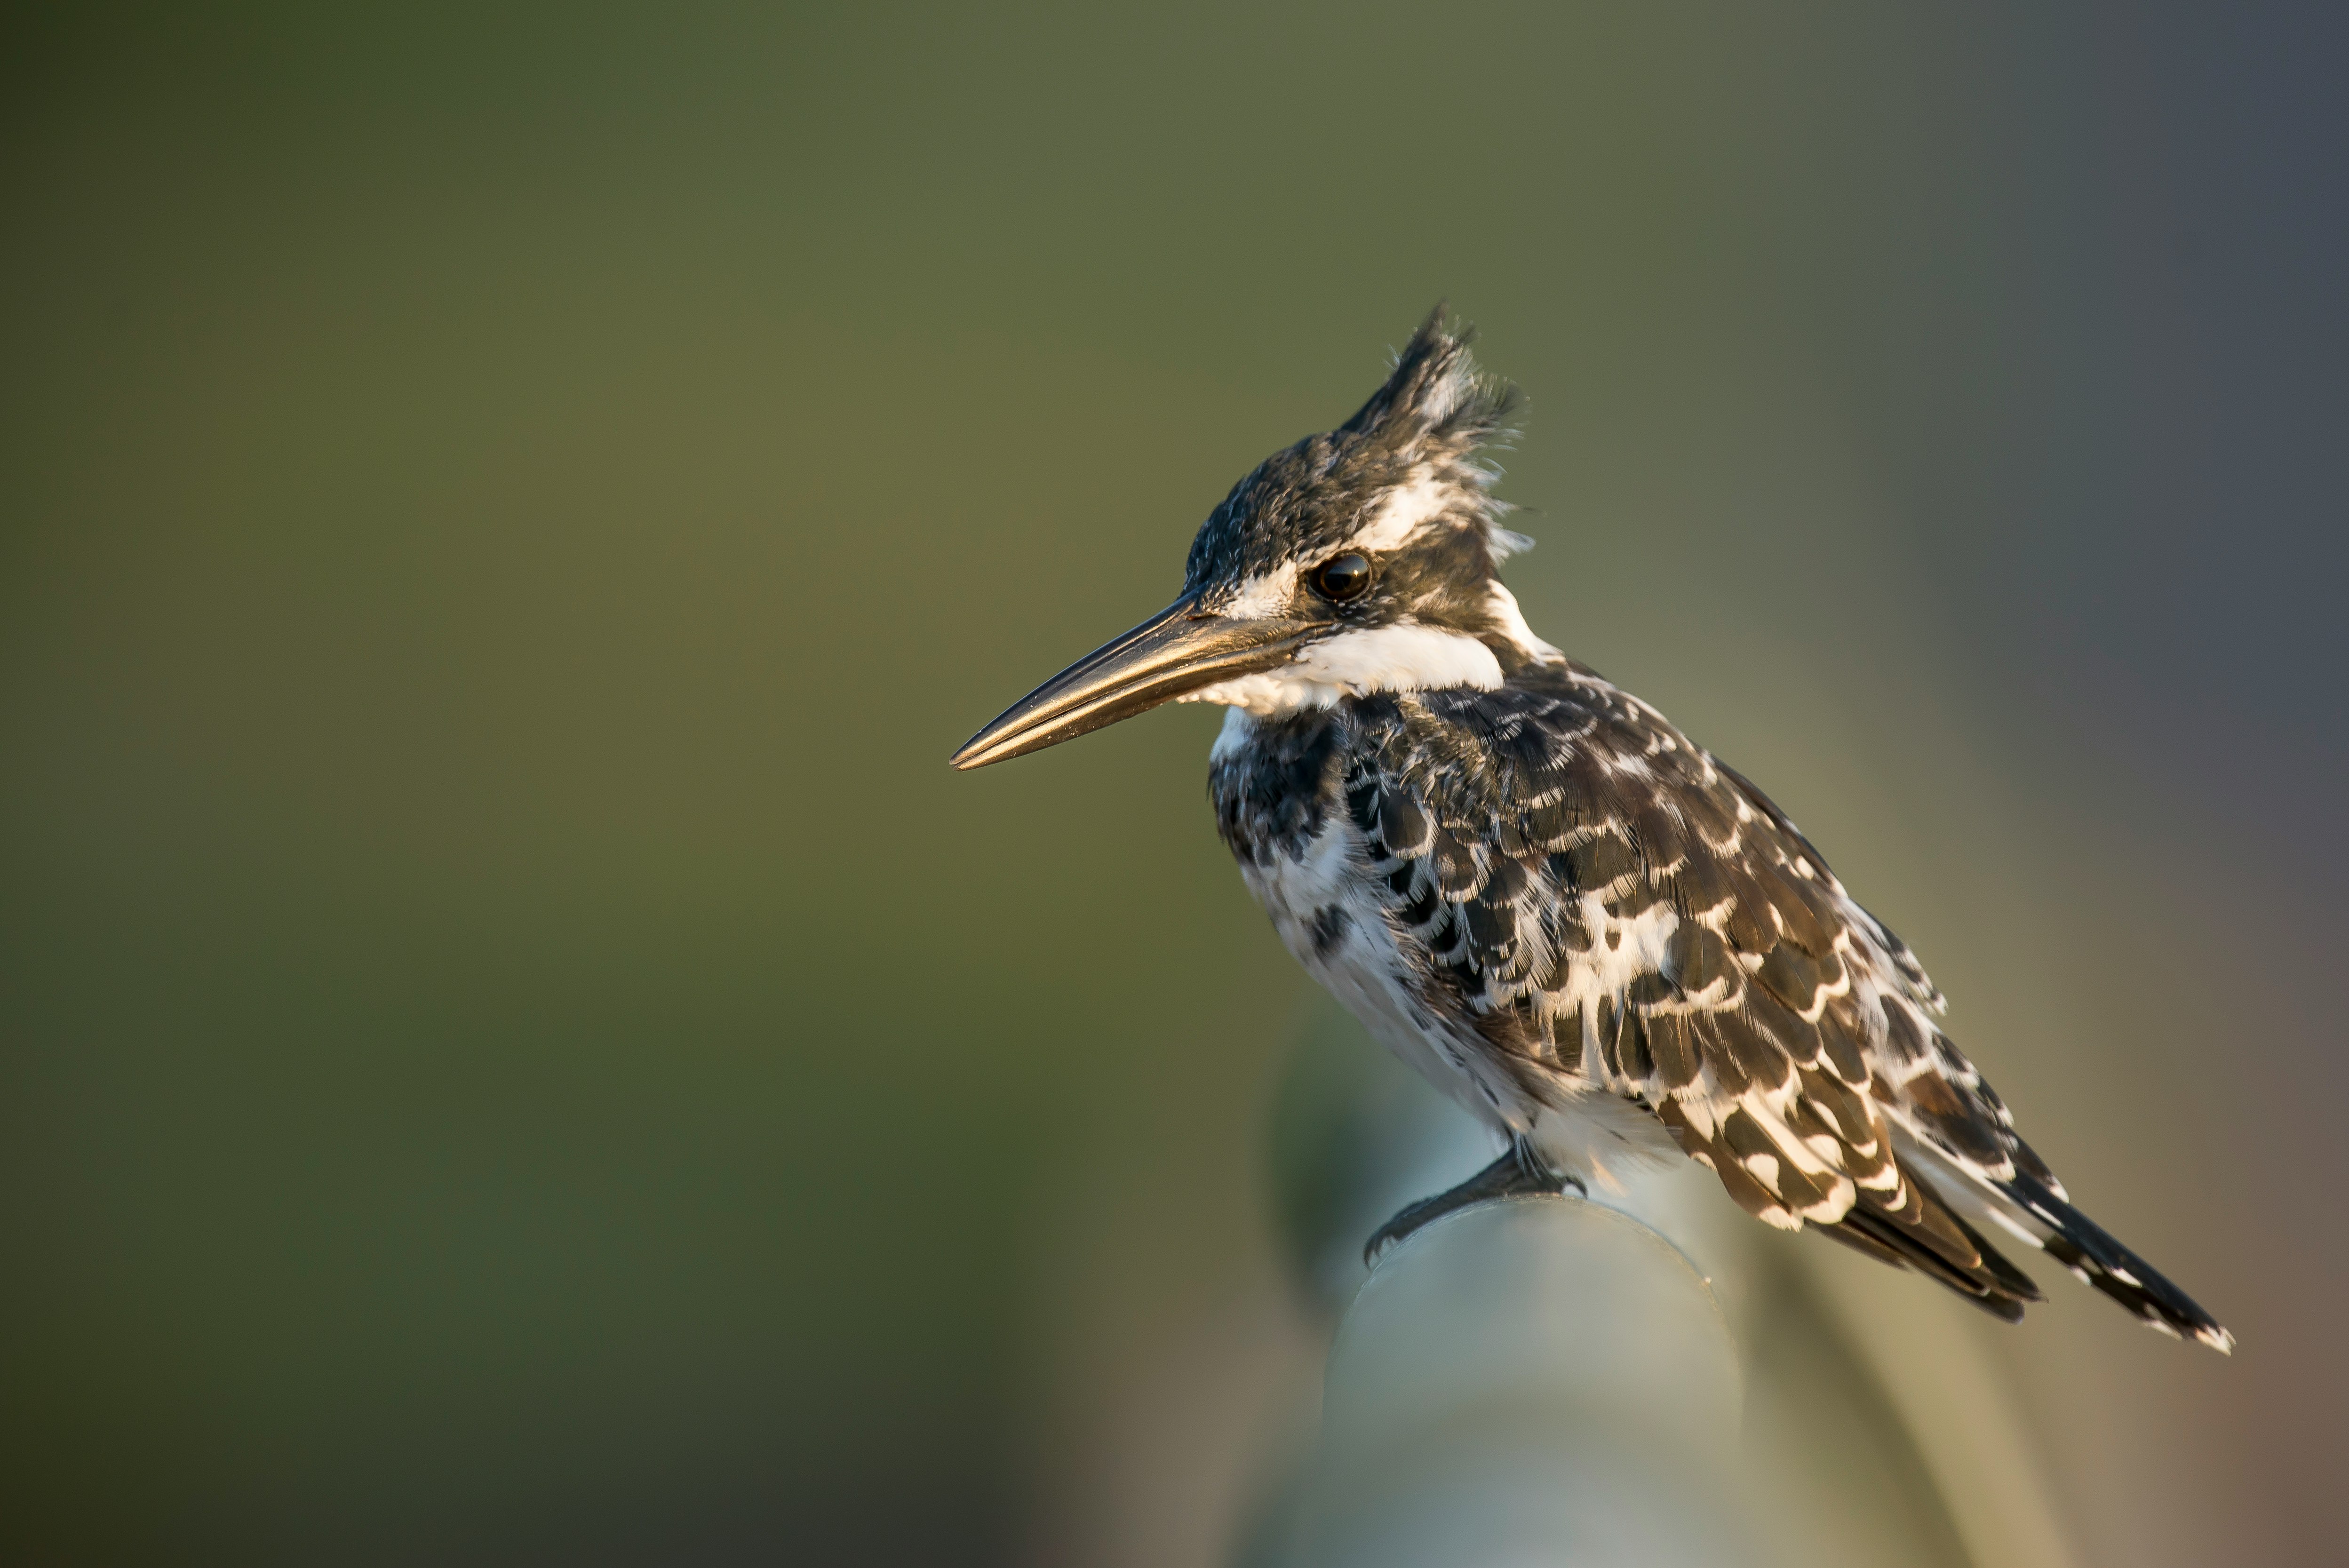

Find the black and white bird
[[952, 311, 2232, 1352]]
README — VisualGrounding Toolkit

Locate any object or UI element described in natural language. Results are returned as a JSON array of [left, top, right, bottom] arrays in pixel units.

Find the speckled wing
[[1342, 663, 2228, 1346]]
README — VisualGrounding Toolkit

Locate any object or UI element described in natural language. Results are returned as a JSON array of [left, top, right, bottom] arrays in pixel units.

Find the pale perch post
[[1267, 1195, 1761, 1568]]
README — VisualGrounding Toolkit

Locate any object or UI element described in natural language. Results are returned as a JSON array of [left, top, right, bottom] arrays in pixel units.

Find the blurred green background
[[4, 3, 2343, 1563]]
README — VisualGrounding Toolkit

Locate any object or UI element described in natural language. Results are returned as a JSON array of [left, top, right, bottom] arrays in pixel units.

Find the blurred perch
[[1250, 997, 2082, 1568], [1274, 1198, 1757, 1568]]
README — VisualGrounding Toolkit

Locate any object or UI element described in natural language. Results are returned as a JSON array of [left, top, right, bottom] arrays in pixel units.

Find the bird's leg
[[1362, 1136, 1585, 1266]]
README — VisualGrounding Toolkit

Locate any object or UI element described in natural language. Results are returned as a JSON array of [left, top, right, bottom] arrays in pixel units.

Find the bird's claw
[[1360, 1147, 1582, 1269]]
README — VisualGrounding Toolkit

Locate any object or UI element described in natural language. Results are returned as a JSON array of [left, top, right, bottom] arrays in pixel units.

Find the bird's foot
[[1362, 1140, 1584, 1267]]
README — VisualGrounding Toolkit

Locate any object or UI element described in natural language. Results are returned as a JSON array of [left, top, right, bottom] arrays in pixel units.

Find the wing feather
[[1336, 662, 2226, 1345]]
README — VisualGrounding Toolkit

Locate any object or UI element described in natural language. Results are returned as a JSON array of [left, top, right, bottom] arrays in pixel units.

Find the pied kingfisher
[[952, 310, 2230, 1351]]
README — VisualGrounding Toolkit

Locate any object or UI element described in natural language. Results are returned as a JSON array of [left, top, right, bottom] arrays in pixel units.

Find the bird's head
[[950, 309, 1556, 770]]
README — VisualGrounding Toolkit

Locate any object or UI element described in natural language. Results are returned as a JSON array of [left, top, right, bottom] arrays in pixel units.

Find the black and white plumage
[[955, 310, 2232, 1352]]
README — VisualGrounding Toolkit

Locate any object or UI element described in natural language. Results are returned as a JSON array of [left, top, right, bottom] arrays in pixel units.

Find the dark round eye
[[1310, 552, 1374, 604]]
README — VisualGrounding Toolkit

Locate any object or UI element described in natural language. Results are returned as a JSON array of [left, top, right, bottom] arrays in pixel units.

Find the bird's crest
[[1339, 305, 1521, 460], [1182, 307, 1533, 594]]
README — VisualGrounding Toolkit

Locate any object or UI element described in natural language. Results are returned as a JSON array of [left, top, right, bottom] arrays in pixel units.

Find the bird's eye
[[1310, 552, 1374, 604]]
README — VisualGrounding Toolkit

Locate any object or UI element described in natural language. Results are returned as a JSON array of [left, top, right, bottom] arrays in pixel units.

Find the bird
[[950, 309, 2232, 1352]]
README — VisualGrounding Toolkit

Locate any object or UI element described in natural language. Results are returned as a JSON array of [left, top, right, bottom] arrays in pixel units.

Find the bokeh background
[[4, 3, 2344, 1563]]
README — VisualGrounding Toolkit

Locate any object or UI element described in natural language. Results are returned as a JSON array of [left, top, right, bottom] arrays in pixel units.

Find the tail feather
[[1818, 1208, 2031, 1322], [1815, 1157, 2042, 1323], [1999, 1172, 2235, 1354]]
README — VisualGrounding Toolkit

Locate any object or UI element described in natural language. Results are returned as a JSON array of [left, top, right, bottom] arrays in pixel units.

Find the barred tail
[[1999, 1172, 2234, 1353]]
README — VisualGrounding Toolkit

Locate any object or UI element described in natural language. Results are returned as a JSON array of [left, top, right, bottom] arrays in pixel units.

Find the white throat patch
[[1179, 622, 1504, 716]]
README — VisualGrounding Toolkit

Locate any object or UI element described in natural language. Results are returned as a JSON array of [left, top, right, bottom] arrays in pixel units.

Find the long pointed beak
[[949, 594, 1327, 770]]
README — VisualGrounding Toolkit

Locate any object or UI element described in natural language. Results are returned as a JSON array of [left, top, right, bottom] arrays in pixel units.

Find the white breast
[[1238, 811, 1685, 1187], [1239, 814, 1539, 1137]]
